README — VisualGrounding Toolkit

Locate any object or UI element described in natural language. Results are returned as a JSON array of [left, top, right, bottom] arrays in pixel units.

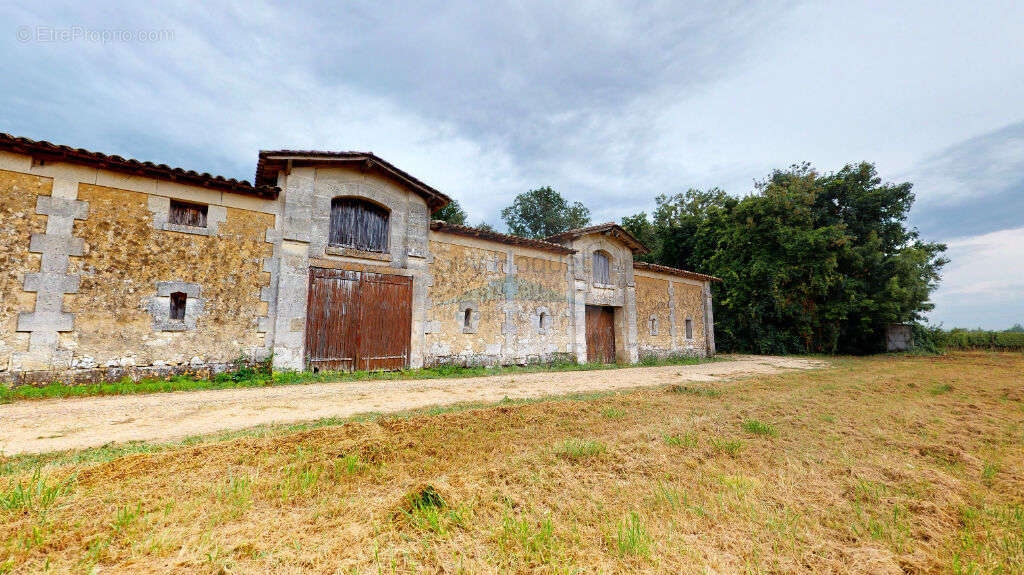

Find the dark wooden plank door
[[305, 268, 360, 372], [356, 272, 412, 371], [586, 305, 616, 364], [305, 268, 412, 372]]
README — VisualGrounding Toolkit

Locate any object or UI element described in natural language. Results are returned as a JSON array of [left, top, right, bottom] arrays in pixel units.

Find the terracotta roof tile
[[633, 261, 721, 282], [545, 222, 649, 254], [430, 221, 576, 254], [0, 132, 278, 198], [256, 150, 451, 212]]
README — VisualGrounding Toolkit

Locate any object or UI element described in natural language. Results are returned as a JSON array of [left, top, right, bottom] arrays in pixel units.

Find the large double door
[[304, 267, 412, 372]]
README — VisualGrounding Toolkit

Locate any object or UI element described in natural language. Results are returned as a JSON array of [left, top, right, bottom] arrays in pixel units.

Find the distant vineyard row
[[935, 329, 1024, 351]]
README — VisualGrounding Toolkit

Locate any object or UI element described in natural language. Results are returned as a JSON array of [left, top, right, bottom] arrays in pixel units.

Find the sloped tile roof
[[256, 150, 451, 212], [0, 132, 278, 198], [430, 221, 576, 254]]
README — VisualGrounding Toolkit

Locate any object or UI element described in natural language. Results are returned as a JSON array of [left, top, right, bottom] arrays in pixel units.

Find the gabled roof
[[544, 223, 649, 254], [256, 150, 451, 212], [633, 261, 721, 283], [430, 221, 576, 255], [0, 132, 279, 198]]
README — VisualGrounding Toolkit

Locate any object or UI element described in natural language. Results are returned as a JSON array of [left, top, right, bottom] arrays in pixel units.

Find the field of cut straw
[[1, 352, 1021, 573]]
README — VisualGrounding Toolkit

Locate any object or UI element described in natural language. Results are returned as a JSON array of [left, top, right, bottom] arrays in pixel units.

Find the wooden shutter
[[329, 198, 389, 252], [169, 200, 208, 228], [593, 251, 610, 284]]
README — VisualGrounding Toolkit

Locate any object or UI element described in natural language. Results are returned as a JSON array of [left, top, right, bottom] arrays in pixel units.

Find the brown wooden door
[[586, 305, 616, 364], [305, 268, 412, 372], [356, 272, 412, 371]]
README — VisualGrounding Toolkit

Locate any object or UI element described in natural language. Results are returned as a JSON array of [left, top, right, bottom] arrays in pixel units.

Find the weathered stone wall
[[424, 234, 572, 366], [60, 184, 274, 368], [511, 253, 572, 359], [635, 274, 673, 353], [674, 280, 707, 354], [0, 169, 50, 372], [634, 270, 710, 357], [424, 240, 506, 362]]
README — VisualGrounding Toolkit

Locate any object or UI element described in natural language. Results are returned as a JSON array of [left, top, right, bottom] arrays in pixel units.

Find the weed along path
[[0, 356, 822, 455]]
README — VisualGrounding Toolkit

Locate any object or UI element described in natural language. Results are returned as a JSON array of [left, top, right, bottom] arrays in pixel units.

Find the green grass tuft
[[742, 419, 777, 436], [1, 469, 75, 512], [614, 512, 651, 557], [555, 439, 607, 461], [711, 438, 744, 456], [666, 384, 722, 397], [663, 433, 698, 448]]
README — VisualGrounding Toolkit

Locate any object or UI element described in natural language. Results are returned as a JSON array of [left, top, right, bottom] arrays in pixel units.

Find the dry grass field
[[1, 352, 1022, 574]]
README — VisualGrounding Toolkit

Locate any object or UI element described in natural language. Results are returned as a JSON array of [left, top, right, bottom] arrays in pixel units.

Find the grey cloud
[[909, 120, 1024, 241]]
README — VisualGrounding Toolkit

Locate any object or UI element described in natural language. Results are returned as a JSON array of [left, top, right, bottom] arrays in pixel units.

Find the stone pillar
[[271, 167, 315, 371], [623, 262, 639, 364], [570, 251, 588, 363], [704, 283, 716, 356], [668, 281, 678, 351], [13, 179, 88, 371]]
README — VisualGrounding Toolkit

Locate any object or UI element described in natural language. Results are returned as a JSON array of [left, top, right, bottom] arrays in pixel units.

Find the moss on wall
[[63, 184, 274, 366], [0, 169, 50, 370]]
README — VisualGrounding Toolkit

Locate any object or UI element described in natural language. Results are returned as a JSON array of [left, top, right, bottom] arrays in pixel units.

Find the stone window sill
[[155, 320, 189, 332], [161, 222, 215, 236], [325, 246, 393, 261]]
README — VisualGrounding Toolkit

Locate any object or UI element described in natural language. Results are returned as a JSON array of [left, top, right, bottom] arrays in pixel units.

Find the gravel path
[[0, 356, 826, 455]]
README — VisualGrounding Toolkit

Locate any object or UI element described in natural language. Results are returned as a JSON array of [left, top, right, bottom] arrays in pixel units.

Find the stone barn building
[[0, 133, 719, 384]]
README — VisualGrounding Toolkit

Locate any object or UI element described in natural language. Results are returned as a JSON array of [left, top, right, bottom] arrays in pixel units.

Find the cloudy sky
[[2, 1, 1021, 329]]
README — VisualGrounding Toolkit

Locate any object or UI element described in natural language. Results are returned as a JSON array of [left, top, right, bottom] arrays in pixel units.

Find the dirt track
[[0, 355, 826, 455]]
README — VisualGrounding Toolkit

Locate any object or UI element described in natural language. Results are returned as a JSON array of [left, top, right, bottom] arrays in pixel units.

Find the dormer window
[[330, 197, 389, 252], [593, 250, 611, 284], [168, 200, 208, 228]]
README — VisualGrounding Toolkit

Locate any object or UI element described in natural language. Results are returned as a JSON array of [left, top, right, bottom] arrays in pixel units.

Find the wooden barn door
[[305, 268, 412, 372], [586, 305, 617, 364], [356, 272, 412, 371]]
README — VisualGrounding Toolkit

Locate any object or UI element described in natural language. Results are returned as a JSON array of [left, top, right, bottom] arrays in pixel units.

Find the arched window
[[649, 315, 658, 336], [592, 250, 611, 284], [463, 308, 472, 329], [329, 198, 389, 252], [539, 311, 549, 330]]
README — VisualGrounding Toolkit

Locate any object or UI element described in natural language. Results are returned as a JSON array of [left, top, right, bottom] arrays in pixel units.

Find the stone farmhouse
[[0, 133, 719, 384]]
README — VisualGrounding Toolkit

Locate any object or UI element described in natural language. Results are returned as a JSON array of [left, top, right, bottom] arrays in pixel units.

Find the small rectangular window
[[170, 292, 187, 320], [169, 200, 208, 228], [685, 318, 694, 340]]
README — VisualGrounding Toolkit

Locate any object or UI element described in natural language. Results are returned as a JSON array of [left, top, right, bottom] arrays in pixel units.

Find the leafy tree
[[475, 221, 497, 232], [634, 163, 947, 355], [432, 200, 468, 225], [501, 186, 590, 239], [620, 212, 657, 262]]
